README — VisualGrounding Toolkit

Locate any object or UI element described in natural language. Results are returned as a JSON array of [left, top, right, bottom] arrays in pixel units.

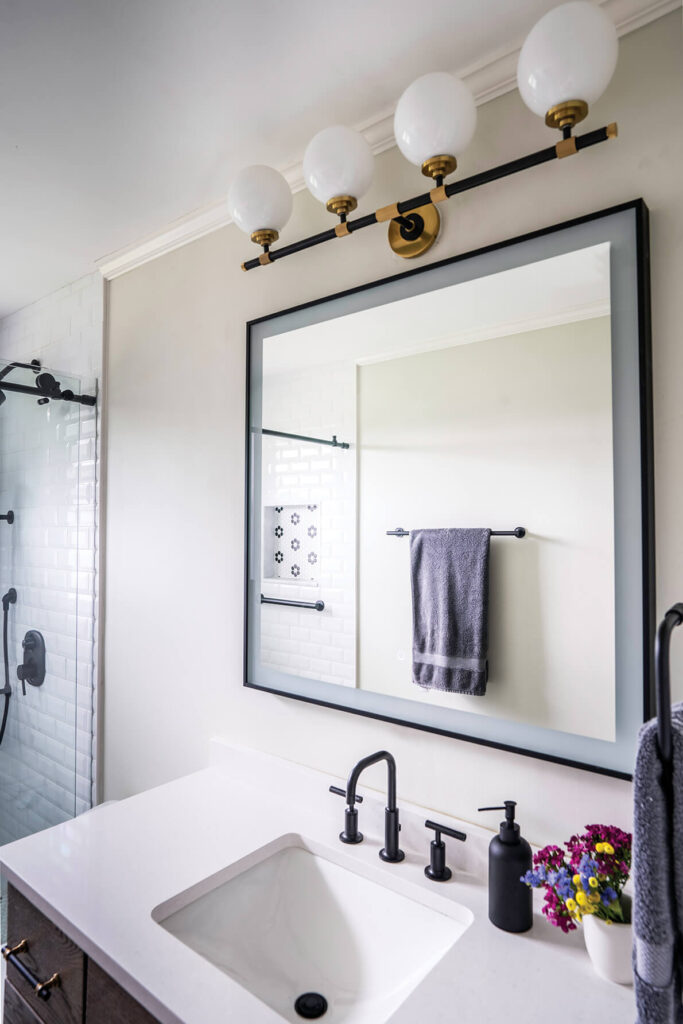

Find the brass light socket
[[421, 155, 457, 180], [388, 202, 440, 259], [545, 100, 589, 130], [250, 229, 279, 248], [326, 195, 358, 218]]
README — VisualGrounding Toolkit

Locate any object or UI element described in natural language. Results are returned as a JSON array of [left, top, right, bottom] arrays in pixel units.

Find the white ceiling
[[0, 0, 675, 318]]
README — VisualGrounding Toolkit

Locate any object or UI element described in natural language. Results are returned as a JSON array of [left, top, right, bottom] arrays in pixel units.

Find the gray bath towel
[[633, 702, 683, 1023], [410, 528, 490, 696]]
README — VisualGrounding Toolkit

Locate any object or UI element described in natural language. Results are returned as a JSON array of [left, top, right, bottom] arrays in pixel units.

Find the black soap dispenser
[[478, 800, 533, 933]]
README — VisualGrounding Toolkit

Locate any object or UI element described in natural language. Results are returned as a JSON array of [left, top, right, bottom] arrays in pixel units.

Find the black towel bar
[[655, 603, 683, 766], [386, 527, 526, 539], [261, 594, 325, 612], [260, 428, 349, 450]]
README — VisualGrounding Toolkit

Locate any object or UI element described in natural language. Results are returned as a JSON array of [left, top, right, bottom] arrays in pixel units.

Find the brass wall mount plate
[[388, 202, 440, 259]]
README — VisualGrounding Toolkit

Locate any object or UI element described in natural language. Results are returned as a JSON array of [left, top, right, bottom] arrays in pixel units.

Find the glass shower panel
[[0, 363, 95, 848]]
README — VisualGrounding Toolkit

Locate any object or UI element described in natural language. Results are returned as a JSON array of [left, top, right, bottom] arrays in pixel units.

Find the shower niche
[[263, 504, 321, 584]]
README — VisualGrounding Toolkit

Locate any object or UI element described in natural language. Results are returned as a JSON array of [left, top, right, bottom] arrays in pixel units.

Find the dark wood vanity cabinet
[[4, 885, 160, 1024]]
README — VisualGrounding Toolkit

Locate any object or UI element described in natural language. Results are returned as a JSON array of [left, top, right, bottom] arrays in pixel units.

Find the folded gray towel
[[633, 702, 683, 1022], [410, 528, 490, 696]]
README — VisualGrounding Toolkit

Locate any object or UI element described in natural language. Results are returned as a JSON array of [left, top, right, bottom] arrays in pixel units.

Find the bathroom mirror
[[245, 201, 654, 779]]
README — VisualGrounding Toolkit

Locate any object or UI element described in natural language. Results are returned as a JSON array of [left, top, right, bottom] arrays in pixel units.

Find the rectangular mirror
[[245, 201, 654, 779]]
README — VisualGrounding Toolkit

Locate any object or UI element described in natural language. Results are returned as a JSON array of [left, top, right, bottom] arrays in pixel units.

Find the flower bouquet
[[522, 824, 633, 984]]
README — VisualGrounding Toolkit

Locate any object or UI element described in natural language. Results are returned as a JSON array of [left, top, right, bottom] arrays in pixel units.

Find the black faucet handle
[[425, 819, 467, 844], [424, 819, 466, 882], [329, 785, 363, 804]]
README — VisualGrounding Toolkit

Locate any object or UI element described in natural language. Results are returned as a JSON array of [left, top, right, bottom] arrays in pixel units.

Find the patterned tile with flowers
[[270, 504, 320, 582]]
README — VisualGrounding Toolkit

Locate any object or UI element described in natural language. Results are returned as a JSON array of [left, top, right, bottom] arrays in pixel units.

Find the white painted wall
[[104, 14, 683, 847], [0, 273, 103, 830], [358, 317, 615, 742]]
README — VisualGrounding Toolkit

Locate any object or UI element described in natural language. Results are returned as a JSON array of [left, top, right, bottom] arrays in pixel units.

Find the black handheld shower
[[1, 588, 17, 745]]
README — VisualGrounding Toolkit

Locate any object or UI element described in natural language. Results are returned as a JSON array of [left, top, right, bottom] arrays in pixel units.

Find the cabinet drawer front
[[5, 884, 85, 1024], [85, 961, 160, 1023], [4, 982, 45, 1024]]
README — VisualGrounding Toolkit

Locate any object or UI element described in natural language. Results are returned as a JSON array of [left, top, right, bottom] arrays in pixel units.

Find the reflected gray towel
[[410, 528, 490, 696], [633, 702, 683, 1023]]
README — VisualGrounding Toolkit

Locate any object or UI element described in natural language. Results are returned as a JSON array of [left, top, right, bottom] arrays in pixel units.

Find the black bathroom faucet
[[333, 750, 405, 863]]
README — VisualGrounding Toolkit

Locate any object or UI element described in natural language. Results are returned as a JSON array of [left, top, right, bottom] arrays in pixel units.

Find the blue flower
[[602, 887, 617, 906], [555, 868, 574, 900]]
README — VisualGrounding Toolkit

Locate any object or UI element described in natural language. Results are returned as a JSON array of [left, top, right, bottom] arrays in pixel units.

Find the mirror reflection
[[259, 243, 614, 742]]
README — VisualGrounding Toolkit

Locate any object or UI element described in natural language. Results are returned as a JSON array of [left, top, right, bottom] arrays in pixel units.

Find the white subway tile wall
[[0, 274, 103, 845], [260, 361, 356, 687]]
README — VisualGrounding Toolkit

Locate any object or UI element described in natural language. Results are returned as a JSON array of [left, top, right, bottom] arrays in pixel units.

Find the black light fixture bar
[[241, 123, 617, 271], [261, 594, 325, 612], [261, 428, 350, 449], [386, 527, 526, 538], [0, 380, 96, 406]]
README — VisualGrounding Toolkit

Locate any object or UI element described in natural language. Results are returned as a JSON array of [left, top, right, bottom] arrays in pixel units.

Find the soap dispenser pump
[[478, 800, 533, 933]]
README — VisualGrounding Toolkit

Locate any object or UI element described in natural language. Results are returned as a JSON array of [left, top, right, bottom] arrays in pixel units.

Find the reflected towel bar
[[386, 527, 526, 538], [260, 428, 349, 450], [261, 594, 325, 612]]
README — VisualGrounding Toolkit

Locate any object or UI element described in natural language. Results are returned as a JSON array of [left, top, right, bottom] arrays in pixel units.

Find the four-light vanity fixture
[[230, 1, 619, 271]]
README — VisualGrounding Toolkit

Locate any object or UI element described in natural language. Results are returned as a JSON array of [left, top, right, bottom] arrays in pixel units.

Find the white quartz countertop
[[0, 742, 634, 1023]]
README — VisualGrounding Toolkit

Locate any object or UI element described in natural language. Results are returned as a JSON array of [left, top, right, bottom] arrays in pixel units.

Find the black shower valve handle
[[16, 665, 27, 696]]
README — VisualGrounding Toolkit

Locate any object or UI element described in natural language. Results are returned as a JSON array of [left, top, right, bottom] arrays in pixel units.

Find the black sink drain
[[294, 992, 328, 1019]]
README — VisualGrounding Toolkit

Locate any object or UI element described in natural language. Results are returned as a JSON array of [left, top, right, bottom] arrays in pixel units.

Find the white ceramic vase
[[583, 897, 633, 986]]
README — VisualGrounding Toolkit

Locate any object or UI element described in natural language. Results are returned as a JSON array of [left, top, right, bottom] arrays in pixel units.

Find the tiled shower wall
[[260, 360, 356, 687], [0, 273, 103, 843]]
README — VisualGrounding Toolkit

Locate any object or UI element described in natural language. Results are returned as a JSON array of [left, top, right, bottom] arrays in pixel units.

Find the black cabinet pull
[[2, 940, 60, 1000]]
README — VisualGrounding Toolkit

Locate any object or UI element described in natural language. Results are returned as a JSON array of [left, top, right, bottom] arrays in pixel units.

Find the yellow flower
[[573, 874, 581, 886], [602, 843, 614, 855], [588, 892, 601, 904], [588, 876, 599, 889], [595, 843, 604, 854], [582, 903, 596, 915], [576, 891, 588, 906], [566, 898, 577, 912]]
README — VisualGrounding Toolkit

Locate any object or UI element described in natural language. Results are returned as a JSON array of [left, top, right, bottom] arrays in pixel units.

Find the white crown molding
[[97, 0, 680, 281]]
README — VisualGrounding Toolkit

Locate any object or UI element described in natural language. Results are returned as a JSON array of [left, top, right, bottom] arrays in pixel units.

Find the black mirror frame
[[244, 199, 654, 781]]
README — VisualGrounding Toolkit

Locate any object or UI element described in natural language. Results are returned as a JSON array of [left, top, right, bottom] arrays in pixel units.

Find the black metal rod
[[0, 360, 40, 383], [386, 527, 525, 538], [0, 512, 14, 524], [261, 428, 349, 450], [261, 594, 324, 612], [242, 125, 615, 271], [654, 603, 683, 765], [0, 380, 96, 406]]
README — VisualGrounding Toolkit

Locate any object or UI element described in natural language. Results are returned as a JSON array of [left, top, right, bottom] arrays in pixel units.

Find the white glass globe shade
[[517, 2, 618, 117], [303, 126, 374, 204], [227, 165, 293, 236], [393, 72, 477, 167]]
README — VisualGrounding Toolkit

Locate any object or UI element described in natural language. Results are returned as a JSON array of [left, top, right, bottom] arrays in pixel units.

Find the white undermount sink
[[153, 833, 473, 1024]]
